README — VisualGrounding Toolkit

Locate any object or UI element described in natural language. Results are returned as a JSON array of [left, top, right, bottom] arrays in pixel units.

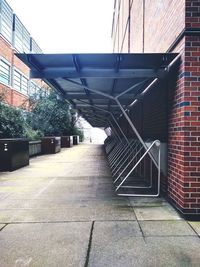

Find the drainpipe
[[142, 0, 145, 52], [128, 0, 131, 53]]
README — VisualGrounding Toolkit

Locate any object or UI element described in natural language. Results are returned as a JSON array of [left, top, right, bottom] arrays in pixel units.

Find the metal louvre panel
[[30, 38, 42, 54], [14, 15, 23, 51], [13, 15, 30, 53], [0, 0, 13, 42], [22, 26, 30, 53]]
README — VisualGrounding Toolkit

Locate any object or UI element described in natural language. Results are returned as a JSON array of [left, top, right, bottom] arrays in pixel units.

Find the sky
[[6, 0, 114, 53]]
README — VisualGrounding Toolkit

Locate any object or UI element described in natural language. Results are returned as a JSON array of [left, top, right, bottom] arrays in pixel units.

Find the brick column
[[168, 0, 200, 218]]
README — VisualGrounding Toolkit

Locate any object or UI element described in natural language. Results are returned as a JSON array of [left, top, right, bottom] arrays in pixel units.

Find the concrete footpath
[[0, 144, 199, 267]]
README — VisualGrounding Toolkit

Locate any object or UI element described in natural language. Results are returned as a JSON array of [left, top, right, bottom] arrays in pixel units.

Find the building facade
[[112, 0, 200, 217], [0, 0, 49, 108]]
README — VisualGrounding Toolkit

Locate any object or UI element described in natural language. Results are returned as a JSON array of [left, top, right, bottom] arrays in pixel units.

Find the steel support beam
[[65, 78, 159, 168], [80, 103, 130, 145], [30, 68, 167, 79]]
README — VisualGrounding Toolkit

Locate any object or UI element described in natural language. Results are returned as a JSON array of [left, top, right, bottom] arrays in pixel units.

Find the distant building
[[0, 0, 50, 108]]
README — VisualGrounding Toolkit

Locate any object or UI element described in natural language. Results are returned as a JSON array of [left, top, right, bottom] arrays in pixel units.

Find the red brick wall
[[0, 38, 12, 62], [0, 84, 12, 104], [13, 53, 29, 77], [144, 0, 185, 52], [0, 84, 28, 108], [0, 37, 29, 106], [11, 90, 29, 108], [167, 1, 200, 216], [129, 0, 143, 52], [112, 0, 185, 53], [186, 0, 200, 29], [0, 36, 49, 109], [168, 38, 187, 211], [113, 0, 200, 216]]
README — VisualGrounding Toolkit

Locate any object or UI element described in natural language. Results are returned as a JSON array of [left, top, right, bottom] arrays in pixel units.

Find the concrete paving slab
[[139, 220, 197, 236], [129, 196, 168, 207], [188, 221, 200, 236], [0, 144, 197, 267], [89, 225, 200, 267], [134, 205, 182, 221], [145, 236, 200, 267], [0, 222, 91, 267], [89, 221, 146, 267], [0, 204, 135, 223], [0, 196, 128, 209]]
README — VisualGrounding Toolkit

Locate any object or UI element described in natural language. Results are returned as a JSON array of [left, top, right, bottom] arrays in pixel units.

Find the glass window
[[29, 82, 36, 97], [35, 85, 41, 99], [21, 76, 29, 94], [0, 59, 10, 85], [29, 82, 48, 99], [13, 69, 29, 95], [13, 70, 21, 91]]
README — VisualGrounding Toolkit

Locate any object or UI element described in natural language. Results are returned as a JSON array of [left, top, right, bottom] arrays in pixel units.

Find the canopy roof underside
[[17, 53, 178, 128]]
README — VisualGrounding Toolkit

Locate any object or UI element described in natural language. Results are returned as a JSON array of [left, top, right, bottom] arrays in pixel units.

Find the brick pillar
[[168, 0, 200, 218]]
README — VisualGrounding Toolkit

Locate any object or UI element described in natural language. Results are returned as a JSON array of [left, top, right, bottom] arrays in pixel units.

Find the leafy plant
[[26, 91, 84, 139], [0, 102, 25, 138], [0, 89, 84, 140]]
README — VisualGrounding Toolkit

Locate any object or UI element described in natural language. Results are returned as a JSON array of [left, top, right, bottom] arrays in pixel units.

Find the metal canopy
[[17, 53, 178, 127]]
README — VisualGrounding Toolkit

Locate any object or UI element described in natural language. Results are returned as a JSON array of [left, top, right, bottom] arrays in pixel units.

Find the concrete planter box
[[29, 141, 42, 157], [0, 139, 29, 171], [73, 135, 79, 145], [41, 137, 61, 154], [61, 136, 73, 148]]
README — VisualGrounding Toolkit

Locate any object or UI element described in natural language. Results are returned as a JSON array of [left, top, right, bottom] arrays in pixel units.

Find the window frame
[[0, 56, 11, 86], [29, 81, 41, 99], [12, 67, 29, 96]]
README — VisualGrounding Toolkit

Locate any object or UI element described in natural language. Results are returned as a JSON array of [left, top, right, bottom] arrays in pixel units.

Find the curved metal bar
[[116, 140, 160, 191]]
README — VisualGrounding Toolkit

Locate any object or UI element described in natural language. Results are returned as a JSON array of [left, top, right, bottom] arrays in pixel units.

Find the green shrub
[[70, 127, 84, 142], [23, 123, 44, 140], [0, 91, 84, 141], [0, 102, 25, 138], [27, 91, 84, 139]]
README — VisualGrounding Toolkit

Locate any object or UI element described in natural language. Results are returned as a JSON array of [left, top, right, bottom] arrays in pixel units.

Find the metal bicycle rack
[[17, 53, 180, 197]]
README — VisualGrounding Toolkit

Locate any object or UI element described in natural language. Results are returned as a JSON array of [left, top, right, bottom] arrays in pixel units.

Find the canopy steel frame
[[30, 68, 167, 79], [83, 112, 131, 167], [18, 52, 180, 198], [77, 100, 130, 145], [65, 78, 158, 168], [71, 80, 162, 196]]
